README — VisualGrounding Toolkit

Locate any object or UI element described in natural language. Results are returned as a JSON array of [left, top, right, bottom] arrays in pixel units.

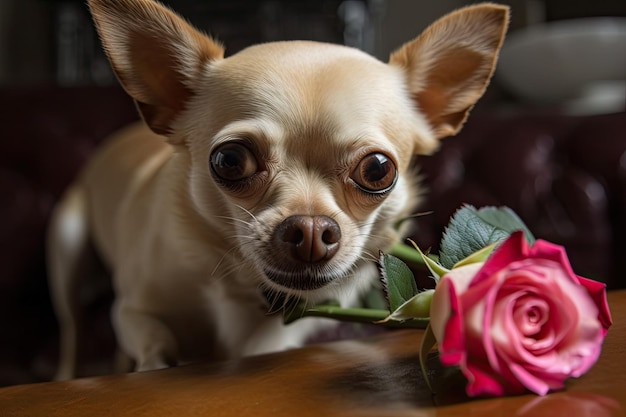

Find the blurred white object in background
[[496, 18, 626, 114]]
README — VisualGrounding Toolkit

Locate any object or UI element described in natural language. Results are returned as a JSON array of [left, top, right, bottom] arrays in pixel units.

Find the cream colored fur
[[47, 0, 508, 379]]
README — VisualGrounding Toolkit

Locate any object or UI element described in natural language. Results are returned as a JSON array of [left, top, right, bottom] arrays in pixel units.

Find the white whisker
[[213, 215, 254, 228], [233, 204, 259, 223]]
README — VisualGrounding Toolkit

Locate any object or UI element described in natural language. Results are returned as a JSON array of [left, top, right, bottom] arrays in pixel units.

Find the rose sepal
[[419, 323, 437, 393], [377, 289, 434, 324], [452, 243, 497, 268], [406, 239, 448, 283]]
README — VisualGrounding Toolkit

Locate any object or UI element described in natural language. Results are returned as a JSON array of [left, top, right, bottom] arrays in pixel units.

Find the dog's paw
[[135, 348, 178, 372], [135, 356, 177, 372]]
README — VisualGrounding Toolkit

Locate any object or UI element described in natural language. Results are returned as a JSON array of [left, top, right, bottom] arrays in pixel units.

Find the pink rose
[[429, 231, 612, 396]]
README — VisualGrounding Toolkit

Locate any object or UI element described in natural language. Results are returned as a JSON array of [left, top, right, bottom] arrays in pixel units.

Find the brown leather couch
[[1, 86, 625, 386]]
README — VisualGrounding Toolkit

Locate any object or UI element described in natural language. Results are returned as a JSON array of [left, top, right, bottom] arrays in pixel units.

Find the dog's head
[[89, 0, 508, 300]]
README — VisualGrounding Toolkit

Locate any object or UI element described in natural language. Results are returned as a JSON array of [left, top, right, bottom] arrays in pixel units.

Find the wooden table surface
[[1, 290, 624, 417]]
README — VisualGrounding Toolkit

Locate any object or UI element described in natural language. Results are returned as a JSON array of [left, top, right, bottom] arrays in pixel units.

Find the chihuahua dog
[[47, 0, 508, 379]]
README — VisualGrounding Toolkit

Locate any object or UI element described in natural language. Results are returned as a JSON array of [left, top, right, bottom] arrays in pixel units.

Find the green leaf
[[475, 206, 536, 244], [378, 252, 418, 312], [420, 324, 437, 393], [439, 205, 535, 269]]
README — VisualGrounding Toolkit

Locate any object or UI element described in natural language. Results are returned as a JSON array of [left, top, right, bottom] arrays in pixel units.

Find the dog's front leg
[[240, 316, 333, 357], [239, 315, 292, 357], [112, 300, 179, 371]]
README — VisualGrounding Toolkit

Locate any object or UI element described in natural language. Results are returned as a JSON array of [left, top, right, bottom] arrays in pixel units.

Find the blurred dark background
[[2, 0, 625, 86], [1, 0, 625, 387]]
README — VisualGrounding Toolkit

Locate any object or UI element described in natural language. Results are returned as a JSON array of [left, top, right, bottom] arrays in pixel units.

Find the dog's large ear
[[88, 0, 224, 137], [390, 3, 508, 140]]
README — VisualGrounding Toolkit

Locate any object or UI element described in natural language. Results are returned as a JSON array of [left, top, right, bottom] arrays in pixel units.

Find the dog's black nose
[[275, 215, 341, 263]]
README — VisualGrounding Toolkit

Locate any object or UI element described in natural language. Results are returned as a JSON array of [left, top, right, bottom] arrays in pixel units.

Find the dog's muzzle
[[264, 214, 342, 291]]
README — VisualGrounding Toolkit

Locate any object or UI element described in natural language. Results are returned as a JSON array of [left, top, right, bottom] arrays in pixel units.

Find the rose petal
[[578, 276, 612, 334], [485, 265, 602, 387], [464, 363, 507, 397], [497, 264, 578, 339], [508, 362, 553, 395], [470, 231, 528, 286], [498, 294, 576, 366], [527, 239, 612, 335], [491, 290, 560, 371], [481, 278, 504, 374], [527, 239, 579, 283], [514, 295, 549, 337], [455, 275, 505, 373], [488, 283, 567, 367], [438, 279, 466, 367], [430, 263, 482, 345], [501, 273, 602, 385], [522, 328, 556, 354]]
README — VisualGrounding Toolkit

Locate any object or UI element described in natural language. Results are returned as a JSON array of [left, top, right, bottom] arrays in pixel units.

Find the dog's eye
[[350, 153, 397, 194], [210, 143, 259, 182]]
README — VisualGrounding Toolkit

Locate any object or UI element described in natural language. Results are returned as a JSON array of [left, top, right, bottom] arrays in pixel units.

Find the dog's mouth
[[262, 268, 343, 292]]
